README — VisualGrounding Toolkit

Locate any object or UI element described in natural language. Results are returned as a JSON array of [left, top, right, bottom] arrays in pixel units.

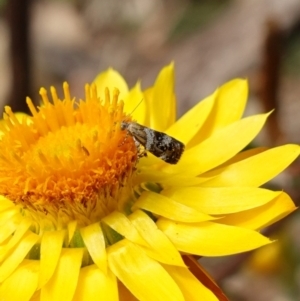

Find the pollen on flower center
[[0, 83, 138, 228]]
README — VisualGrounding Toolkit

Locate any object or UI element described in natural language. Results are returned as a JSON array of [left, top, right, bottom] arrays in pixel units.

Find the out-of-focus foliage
[[284, 29, 300, 76], [169, 0, 231, 41]]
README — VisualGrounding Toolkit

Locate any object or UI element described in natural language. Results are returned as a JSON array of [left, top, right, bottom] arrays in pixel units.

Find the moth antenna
[[128, 98, 144, 116]]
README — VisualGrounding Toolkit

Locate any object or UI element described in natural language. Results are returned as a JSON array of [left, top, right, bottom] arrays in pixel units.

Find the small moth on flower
[[120, 121, 185, 164]]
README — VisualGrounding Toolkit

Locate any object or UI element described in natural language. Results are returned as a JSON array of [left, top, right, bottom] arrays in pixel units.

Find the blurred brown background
[[1, 0, 300, 300]]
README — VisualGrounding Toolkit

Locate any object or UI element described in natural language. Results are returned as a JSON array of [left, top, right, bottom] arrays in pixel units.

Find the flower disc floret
[[0, 83, 137, 227]]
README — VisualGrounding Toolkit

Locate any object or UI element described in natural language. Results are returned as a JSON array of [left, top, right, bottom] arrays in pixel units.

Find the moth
[[120, 121, 185, 164]]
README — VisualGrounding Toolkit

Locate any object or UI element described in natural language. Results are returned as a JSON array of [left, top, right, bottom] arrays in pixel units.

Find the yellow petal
[[157, 219, 271, 256], [216, 146, 268, 168], [80, 223, 107, 273], [133, 191, 214, 222], [163, 264, 218, 301], [38, 230, 65, 288], [41, 248, 83, 301], [135, 168, 211, 186], [215, 78, 248, 124], [166, 113, 270, 176], [67, 220, 78, 244], [147, 63, 176, 131], [142, 86, 153, 127], [123, 82, 146, 124], [102, 211, 148, 247], [129, 210, 185, 266], [202, 144, 300, 187], [162, 187, 281, 214], [0, 217, 32, 262], [0, 210, 19, 244], [165, 90, 216, 144], [0, 260, 39, 301], [0, 207, 20, 222], [189, 79, 248, 146], [93, 68, 129, 100], [0, 231, 39, 282], [247, 242, 282, 274], [0, 195, 15, 211], [108, 239, 185, 301], [219, 192, 296, 230], [73, 265, 118, 301]]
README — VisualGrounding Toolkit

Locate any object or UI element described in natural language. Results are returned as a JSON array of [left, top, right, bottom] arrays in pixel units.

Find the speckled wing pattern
[[121, 121, 185, 164]]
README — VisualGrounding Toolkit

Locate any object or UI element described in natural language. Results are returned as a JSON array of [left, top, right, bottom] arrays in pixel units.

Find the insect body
[[121, 121, 185, 164]]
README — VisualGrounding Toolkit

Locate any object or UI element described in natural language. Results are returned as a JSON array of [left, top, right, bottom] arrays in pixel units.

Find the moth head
[[120, 121, 128, 131]]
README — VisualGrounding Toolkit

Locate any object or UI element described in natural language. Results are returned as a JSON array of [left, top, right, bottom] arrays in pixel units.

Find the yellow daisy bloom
[[0, 63, 298, 301]]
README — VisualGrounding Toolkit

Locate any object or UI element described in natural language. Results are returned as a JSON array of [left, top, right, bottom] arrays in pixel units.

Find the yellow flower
[[0, 63, 298, 301]]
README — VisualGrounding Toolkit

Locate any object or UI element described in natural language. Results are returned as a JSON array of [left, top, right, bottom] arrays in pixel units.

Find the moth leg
[[132, 137, 147, 158]]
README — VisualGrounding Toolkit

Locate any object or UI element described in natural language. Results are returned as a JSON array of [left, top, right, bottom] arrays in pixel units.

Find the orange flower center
[[0, 83, 138, 229]]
